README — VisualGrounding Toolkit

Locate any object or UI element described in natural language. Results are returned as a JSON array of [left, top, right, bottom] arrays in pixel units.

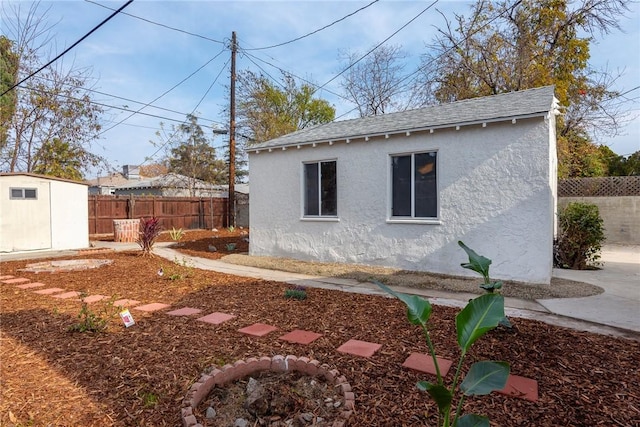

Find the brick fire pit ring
[[181, 355, 354, 427]]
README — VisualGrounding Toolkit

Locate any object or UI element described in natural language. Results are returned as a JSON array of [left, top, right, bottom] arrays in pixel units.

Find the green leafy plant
[[161, 256, 194, 280], [375, 243, 510, 427], [284, 285, 307, 300], [138, 391, 159, 408], [459, 241, 511, 327], [227, 225, 235, 233], [137, 217, 162, 255], [225, 242, 237, 251], [168, 227, 185, 241], [68, 294, 118, 333], [554, 202, 605, 269]]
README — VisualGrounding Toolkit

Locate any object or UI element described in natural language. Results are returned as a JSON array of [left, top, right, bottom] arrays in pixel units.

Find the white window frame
[[301, 159, 339, 221], [387, 150, 440, 224], [9, 187, 38, 200]]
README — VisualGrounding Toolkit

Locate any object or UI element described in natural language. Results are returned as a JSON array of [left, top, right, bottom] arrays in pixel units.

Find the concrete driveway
[[540, 245, 640, 332]]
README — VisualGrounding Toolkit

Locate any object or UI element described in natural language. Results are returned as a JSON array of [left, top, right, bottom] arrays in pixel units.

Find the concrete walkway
[[3, 241, 639, 339]]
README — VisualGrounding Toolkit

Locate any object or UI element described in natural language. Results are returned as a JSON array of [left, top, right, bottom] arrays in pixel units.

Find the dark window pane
[[415, 152, 437, 217], [304, 163, 319, 216], [392, 155, 411, 216], [320, 161, 337, 215], [11, 188, 22, 198], [24, 189, 37, 199]]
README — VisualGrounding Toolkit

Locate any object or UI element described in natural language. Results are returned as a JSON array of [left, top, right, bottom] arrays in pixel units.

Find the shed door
[[0, 181, 52, 251]]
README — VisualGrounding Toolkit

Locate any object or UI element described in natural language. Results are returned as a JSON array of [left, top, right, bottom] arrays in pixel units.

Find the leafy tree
[[340, 44, 421, 117], [32, 138, 100, 180], [236, 70, 335, 144], [417, 0, 631, 178], [154, 114, 227, 195], [600, 146, 640, 176], [0, 2, 105, 179], [0, 35, 18, 150], [139, 163, 168, 177]]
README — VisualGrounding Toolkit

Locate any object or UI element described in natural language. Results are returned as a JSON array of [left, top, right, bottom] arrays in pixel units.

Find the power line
[[141, 56, 231, 166], [241, 0, 380, 51], [1, 0, 134, 97], [98, 48, 228, 136], [29, 74, 225, 125], [317, 0, 439, 91], [84, 0, 224, 45]]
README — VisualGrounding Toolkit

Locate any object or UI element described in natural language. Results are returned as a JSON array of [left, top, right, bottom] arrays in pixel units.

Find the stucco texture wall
[[249, 117, 555, 284], [558, 196, 640, 244]]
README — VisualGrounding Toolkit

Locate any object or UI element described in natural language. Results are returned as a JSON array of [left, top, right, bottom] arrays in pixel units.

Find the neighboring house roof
[[251, 85, 558, 150], [0, 172, 88, 186], [85, 172, 131, 187], [113, 173, 215, 191]]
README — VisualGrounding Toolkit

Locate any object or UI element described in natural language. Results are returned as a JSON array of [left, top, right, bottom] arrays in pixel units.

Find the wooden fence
[[88, 195, 228, 235]]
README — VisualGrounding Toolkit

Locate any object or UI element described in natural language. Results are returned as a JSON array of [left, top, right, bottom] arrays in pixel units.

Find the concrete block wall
[[558, 196, 640, 244]]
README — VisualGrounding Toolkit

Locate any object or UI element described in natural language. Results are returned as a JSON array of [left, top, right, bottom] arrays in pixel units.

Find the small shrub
[[227, 225, 235, 233], [284, 286, 307, 300], [225, 242, 237, 251], [69, 294, 118, 333], [168, 227, 184, 241], [554, 202, 605, 269], [137, 217, 162, 255], [161, 257, 194, 280]]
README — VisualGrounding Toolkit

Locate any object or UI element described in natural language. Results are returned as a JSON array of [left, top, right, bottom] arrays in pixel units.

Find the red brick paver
[[133, 303, 171, 312], [16, 282, 47, 289], [279, 329, 323, 345], [402, 353, 453, 377], [336, 339, 382, 358], [196, 312, 235, 325], [497, 374, 539, 402], [113, 299, 140, 307], [52, 291, 82, 299], [238, 323, 278, 337], [33, 288, 65, 295], [0, 275, 14, 280], [83, 295, 108, 303], [166, 307, 203, 316], [2, 277, 30, 284]]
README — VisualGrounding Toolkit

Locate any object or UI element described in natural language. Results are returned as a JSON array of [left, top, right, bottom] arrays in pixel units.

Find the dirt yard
[[1, 229, 638, 426]]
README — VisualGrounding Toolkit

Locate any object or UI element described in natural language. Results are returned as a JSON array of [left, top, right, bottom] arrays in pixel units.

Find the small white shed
[[0, 173, 89, 253], [248, 86, 559, 284]]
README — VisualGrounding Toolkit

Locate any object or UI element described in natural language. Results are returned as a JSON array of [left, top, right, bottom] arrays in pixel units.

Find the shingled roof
[[251, 85, 557, 151]]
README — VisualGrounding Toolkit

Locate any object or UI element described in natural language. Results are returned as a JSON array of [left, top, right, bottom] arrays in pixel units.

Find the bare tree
[[340, 44, 421, 117], [1, 1, 104, 179]]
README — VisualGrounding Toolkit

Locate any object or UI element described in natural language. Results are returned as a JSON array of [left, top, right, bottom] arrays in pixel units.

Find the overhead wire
[[240, 0, 380, 51], [1, 0, 134, 97], [97, 47, 228, 136], [316, 0, 439, 92], [84, 0, 224, 45], [141, 56, 232, 166]]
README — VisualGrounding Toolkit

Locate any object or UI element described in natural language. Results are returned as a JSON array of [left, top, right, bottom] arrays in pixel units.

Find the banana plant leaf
[[458, 241, 491, 279], [455, 293, 505, 353], [456, 413, 490, 427], [374, 280, 432, 326], [417, 381, 452, 415], [460, 361, 510, 396]]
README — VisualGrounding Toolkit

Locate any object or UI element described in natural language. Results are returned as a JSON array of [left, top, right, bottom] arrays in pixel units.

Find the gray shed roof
[[251, 85, 557, 150]]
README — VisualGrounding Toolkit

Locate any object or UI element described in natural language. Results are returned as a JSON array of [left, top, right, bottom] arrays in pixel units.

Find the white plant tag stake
[[120, 309, 135, 327]]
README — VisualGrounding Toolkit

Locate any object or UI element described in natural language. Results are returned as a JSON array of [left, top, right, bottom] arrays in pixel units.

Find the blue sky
[[4, 0, 639, 178]]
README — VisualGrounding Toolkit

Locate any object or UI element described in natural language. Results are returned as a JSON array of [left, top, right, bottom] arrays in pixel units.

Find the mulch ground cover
[[1, 230, 639, 426]]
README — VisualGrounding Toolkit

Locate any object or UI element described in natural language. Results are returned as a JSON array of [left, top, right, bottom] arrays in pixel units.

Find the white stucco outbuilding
[[0, 173, 89, 253], [248, 86, 559, 284]]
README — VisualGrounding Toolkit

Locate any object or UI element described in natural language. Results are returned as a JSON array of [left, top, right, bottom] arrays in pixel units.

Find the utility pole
[[228, 31, 237, 227]]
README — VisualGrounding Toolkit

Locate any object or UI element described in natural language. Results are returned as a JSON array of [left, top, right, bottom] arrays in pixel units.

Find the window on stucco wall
[[303, 160, 337, 217], [391, 151, 437, 218], [9, 187, 38, 200]]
